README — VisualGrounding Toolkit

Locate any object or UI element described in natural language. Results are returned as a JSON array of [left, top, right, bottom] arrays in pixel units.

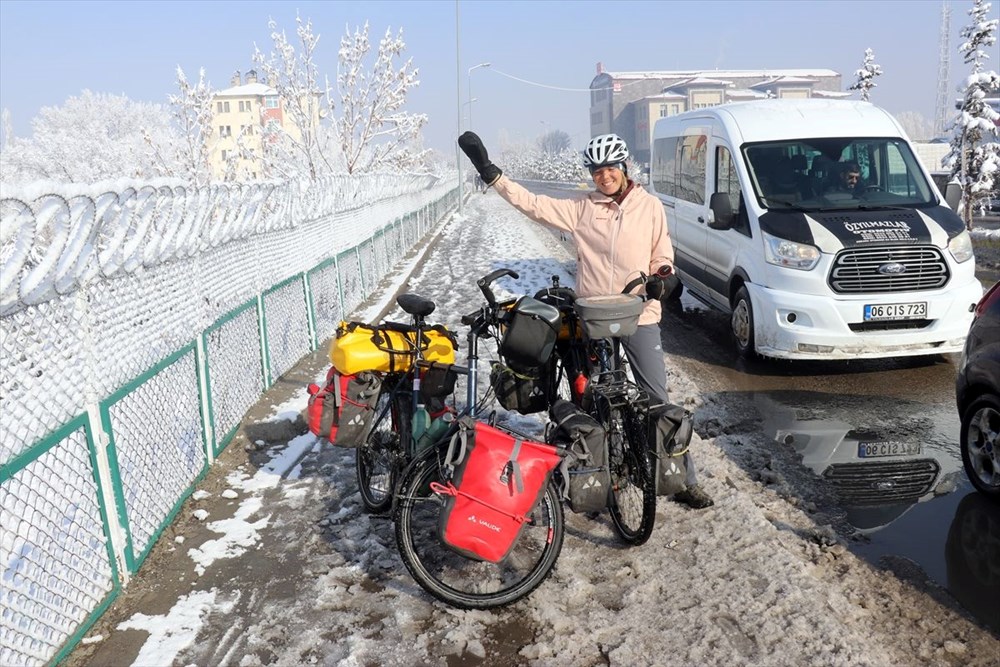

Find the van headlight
[[763, 231, 821, 270], [948, 230, 974, 263]]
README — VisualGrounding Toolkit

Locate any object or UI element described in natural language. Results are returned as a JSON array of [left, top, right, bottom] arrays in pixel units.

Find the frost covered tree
[[849, 48, 883, 102], [163, 66, 214, 184], [538, 130, 571, 155], [944, 0, 1000, 227], [335, 22, 428, 174], [253, 16, 336, 181], [0, 90, 178, 184]]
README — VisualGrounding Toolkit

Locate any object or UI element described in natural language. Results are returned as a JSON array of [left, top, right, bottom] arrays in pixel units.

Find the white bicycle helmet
[[583, 133, 630, 171]]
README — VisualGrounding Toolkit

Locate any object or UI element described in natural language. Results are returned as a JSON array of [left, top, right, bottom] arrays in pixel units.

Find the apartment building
[[209, 69, 302, 180], [589, 64, 847, 163]]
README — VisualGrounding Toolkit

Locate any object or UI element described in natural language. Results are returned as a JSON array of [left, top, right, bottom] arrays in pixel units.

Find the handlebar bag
[[330, 320, 457, 375], [430, 418, 561, 563], [499, 296, 561, 369], [573, 294, 644, 339], [546, 399, 611, 513], [648, 403, 693, 496]]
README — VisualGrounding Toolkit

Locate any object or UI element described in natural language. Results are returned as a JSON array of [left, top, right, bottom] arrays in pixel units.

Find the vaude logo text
[[466, 514, 501, 533]]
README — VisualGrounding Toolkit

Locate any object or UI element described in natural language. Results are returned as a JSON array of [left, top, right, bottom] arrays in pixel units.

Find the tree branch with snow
[[848, 48, 883, 102]]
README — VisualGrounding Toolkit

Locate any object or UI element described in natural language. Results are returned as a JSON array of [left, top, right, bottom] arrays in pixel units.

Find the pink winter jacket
[[492, 175, 673, 325]]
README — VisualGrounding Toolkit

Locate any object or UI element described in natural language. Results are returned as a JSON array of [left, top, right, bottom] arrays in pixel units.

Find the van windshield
[[742, 138, 937, 211]]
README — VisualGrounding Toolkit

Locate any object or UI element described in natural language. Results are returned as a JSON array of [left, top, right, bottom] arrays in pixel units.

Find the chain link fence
[[0, 173, 459, 666]]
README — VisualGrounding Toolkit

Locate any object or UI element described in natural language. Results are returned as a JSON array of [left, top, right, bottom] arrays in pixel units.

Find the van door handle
[[697, 216, 706, 223]]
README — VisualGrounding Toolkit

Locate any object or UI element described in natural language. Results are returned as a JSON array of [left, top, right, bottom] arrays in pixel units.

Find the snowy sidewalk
[[66, 189, 1000, 667]]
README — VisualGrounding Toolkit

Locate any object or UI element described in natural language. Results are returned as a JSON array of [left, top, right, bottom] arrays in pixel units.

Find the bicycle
[[345, 268, 566, 609], [537, 274, 658, 546]]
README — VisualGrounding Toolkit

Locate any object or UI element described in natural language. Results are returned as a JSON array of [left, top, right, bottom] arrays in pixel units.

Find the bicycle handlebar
[[477, 268, 519, 308]]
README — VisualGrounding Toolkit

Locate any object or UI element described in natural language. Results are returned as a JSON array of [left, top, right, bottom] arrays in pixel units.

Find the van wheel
[[731, 286, 757, 359]]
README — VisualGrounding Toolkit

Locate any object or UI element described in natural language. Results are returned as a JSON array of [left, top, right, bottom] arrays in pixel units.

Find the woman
[[458, 131, 714, 509]]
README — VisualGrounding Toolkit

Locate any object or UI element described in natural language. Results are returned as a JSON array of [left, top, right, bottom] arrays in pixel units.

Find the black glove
[[645, 265, 679, 301], [458, 132, 502, 186]]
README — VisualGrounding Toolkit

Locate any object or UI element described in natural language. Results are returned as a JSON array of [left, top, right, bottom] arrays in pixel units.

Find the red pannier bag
[[306, 367, 349, 439], [430, 417, 562, 563]]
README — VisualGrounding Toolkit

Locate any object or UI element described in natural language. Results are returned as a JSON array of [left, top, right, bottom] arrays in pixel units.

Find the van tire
[[731, 286, 757, 359]]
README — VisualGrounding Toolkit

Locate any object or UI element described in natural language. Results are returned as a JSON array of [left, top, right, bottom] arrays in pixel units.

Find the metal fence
[[0, 173, 459, 666]]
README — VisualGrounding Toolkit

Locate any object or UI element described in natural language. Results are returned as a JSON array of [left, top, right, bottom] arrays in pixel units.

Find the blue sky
[[1, 0, 996, 156]]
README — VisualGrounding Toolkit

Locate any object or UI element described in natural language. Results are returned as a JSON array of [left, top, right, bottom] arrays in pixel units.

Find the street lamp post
[[467, 62, 490, 131]]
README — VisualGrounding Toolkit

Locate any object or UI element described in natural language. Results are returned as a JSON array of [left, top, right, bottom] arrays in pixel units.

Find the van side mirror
[[945, 181, 962, 212], [708, 192, 734, 229]]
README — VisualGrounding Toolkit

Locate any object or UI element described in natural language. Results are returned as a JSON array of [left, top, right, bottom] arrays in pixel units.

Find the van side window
[[716, 146, 750, 236], [677, 134, 707, 204], [652, 136, 679, 197]]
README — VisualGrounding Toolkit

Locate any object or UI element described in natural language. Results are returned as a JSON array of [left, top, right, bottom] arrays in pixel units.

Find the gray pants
[[620, 323, 699, 488]]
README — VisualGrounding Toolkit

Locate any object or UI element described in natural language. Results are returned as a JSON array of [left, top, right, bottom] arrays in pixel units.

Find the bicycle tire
[[606, 403, 656, 545], [356, 388, 399, 514], [393, 450, 564, 609]]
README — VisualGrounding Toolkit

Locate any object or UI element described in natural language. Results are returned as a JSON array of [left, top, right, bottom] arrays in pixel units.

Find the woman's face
[[592, 165, 625, 196]]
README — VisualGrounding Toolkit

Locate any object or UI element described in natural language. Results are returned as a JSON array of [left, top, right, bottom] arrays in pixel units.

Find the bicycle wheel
[[356, 388, 400, 514], [605, 403, 656, 545], [394, 451, 564, 609]]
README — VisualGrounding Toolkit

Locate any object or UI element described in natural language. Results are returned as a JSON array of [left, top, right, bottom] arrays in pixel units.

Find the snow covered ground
[[67, 188, 1000, 667]]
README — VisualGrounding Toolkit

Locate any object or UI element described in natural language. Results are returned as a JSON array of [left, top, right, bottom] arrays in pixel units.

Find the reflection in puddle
[[754, 391, 964, 535], [751, 390, 1000, 635], [946, 492, 1000, 635]]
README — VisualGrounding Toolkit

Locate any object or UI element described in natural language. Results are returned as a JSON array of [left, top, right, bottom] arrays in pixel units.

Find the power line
[[486, 67, 647, 93]]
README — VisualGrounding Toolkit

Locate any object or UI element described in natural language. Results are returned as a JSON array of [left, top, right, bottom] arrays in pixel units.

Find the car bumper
[[748, 279, 984, 360]]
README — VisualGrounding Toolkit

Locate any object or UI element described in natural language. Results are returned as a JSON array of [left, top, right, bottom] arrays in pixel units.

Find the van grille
[[828, 246, 949, 294], [822, 459, 940, 504]]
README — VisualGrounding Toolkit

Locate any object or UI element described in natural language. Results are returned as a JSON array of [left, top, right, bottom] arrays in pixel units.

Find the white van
[[649, 99, 983, 360]]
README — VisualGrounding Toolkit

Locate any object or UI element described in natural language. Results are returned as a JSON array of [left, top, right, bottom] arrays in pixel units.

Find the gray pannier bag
[[332, 371, 382, 447], [648, 403, 693, 496], [546, 399, 610, 513]]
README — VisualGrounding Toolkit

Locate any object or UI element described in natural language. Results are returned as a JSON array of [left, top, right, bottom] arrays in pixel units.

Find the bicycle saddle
[[397, 293, 436, 318]]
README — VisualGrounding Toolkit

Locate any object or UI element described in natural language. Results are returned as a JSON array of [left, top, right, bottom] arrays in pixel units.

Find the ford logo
[[877, 262, 907, 275]]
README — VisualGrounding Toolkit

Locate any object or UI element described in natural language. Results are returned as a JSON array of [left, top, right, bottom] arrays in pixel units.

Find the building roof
[[597, 68, 839, 81], [749, 76, 819, 89], [643, 92, 688, 101], [726, 88, 770, 99], [215, 82, 277, 98], [663, 76, 734, 90]]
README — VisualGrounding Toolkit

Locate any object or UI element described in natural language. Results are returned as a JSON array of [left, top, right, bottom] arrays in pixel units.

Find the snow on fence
[[0, 173, 460, 666]]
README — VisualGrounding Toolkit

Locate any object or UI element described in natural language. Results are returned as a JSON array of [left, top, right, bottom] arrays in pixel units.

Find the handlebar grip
[[477, 268, 519, 308], [622, 274, 648, 296]]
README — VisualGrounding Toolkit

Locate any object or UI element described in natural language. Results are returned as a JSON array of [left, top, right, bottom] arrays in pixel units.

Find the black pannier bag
[[420, 362, 458, 400], [546, 399, 611, 513], [331, 371, 383, 447], [489, 361, 553, 415], [648, 403, 693, 496], [500, 296, 561, 370]]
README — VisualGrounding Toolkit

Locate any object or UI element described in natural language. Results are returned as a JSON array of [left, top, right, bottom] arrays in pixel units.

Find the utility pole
[[455, 1, 463, 213]]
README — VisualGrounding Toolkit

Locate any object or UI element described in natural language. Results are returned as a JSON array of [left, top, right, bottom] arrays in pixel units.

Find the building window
[[221, 150, 228, 161], [265, 96, 279, 109], [219, 125, 231, 138], [659, 104, 669, 118], [217, 101, 224, 113], [238, 101, 245, 112]]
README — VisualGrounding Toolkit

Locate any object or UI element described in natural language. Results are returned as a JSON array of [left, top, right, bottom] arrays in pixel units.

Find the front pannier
[[648, 403, 693, 496], [430, 418, 562, 563], [499, 296, 561, 370], [546, 399, 611, 513], [489, 361, 554, 415]]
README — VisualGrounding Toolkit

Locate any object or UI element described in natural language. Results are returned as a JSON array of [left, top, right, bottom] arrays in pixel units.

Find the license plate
[[857, 441, 922, 458], [864, 302, 926, 321]]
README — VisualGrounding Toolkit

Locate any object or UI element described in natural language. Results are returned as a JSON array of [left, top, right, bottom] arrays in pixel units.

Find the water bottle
[[417, 411, 455, 453]]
